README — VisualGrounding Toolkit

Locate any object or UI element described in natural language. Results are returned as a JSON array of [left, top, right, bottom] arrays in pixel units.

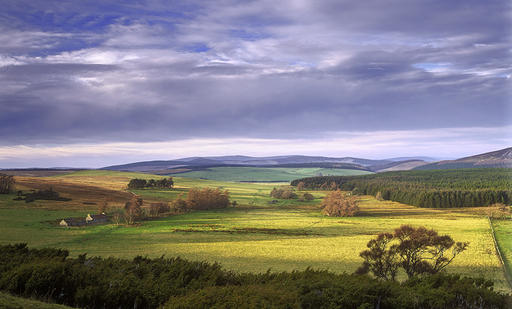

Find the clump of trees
[[170, 188, 231, 212], [127, 178, 174, 189], [322, 190, 359, 217], [270, 187, 297, 199], [186, 187, 230, 210], [0, 243, 508, 309], [0, 174, 15, 194], [356, 225, 469, 280], [18, 188, 71, 203]]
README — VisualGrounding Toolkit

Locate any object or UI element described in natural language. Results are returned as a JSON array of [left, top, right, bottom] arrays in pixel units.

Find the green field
[[1, 170, 511, 293], [493, 219, 512, 286], [169, 167, 372, 182]]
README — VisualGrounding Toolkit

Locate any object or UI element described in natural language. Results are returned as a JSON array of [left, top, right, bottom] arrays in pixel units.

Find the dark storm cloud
[[0, 0, 510, 147]]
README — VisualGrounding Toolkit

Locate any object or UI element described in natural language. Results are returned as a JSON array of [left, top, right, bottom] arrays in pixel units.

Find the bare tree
[[0, 174, 15, 194]]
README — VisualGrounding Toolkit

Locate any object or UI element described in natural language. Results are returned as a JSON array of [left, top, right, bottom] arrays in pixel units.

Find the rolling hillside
[[415, 147, 512, 170], [168, 167, 373, 182]]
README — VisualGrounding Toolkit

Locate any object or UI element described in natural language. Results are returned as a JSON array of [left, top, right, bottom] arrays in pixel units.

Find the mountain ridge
[[99, 147, 511, 174]]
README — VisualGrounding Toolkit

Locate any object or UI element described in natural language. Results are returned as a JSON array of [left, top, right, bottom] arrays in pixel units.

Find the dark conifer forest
[[292, 168, 512, 208]]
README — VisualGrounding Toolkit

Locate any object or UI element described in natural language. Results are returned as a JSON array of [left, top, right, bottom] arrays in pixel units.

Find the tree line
[[0, 243, 508, 308], [127, 178, 174, 189], [291, 168, 512, 208], [112, 187, 232, 225]]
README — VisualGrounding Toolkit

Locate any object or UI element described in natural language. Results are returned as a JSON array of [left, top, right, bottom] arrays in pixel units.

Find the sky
[[0, 0, 511, 168]]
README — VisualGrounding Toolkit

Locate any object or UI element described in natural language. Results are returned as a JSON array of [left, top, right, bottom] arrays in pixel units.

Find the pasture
[[168, 166, 372, 182], [0, 170, 510, 292]]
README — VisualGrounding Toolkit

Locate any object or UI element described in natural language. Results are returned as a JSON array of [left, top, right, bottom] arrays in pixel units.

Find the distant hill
[[100, 147, 512, 175], [415, 147, 512, 170], [374, 160, 429, 172], [385, 156, 438, 162], [101, 155, 392, 174]]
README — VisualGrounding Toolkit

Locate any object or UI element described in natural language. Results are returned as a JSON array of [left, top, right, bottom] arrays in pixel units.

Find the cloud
[[0, 1, 510, 166], [0, 126, 510, 168]]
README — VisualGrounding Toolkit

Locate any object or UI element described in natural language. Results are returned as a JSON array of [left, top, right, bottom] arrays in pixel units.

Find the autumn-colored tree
[[171, 197, 188, 213], [296, 181, 306, 191], [322, 190, 359, 217], [329, 182, 338, 191], [0, 174, 15, 194], [124, 198, 143, 224], [149, 202, 170, 216], [375, 191, 384, 201], [270, 187, 297, 199], [357, 225, 469, 280], [186, 188, 230, 210]]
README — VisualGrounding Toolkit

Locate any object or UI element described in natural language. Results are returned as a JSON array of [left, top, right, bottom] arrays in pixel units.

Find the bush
[[270, 187, 297, 199], [0, 244, 508, 309], [22, 188, 71, 203], [165, 284, 300, 309], [186, 188, 230, 210], [128, 178, 174, 190], [149, 203, 170, 216], [171, 197, 189, 213], [303, 193, 314, 201], [322, 190, 359, 217]]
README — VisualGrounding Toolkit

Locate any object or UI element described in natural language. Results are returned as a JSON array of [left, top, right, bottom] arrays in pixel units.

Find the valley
[[1, 170, 510, 293]]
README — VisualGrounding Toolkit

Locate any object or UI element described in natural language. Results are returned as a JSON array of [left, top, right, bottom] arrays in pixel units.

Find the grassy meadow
[[1, 170, 510, 293], [169, 166, 372, 182], [493, 219, 512, 285]]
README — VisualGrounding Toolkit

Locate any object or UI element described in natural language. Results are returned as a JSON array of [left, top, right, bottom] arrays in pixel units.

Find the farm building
[[59, 218, 85, 227], [86, 213, 108, 224], [60, 213, 108, 227]]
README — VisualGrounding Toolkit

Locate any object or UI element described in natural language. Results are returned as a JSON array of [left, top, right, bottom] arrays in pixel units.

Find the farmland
[[168, 166, 372, 182], [0, 170, 511, 293]]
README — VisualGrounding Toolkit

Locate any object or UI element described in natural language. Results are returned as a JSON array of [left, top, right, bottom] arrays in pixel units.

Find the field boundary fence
[[488, 217, 512, 290]]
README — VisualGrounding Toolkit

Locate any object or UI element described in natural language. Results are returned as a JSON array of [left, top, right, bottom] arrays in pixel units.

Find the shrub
[[171, 197, 189, 213], [186, 188, 230, 210], [165, 284, 300, 309], [128, 178, 174, 190], [0, 244, 508, 309], [149, 203, 170, 216], [22, 188, 71, 203], [322, 190, 359, 217], [303, 193, 314, 201], [270, 187, 297, 199]]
